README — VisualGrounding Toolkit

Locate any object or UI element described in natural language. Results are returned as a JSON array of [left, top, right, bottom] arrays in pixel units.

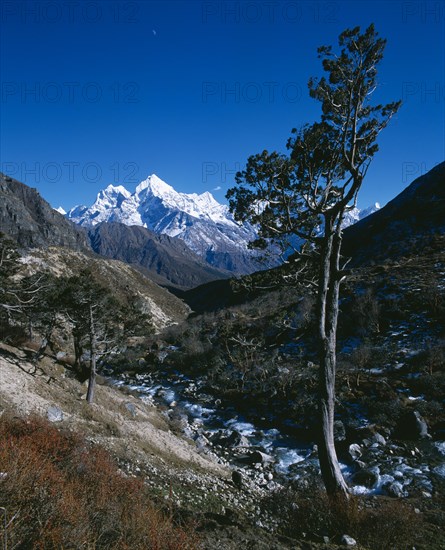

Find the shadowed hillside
[[0, 173, 90, 250], [88, 222, 230, 290], [343, 162, 445, 265]]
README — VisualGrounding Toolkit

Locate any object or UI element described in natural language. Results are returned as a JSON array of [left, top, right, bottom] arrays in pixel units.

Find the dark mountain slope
[[0, 173, 229, 290], [87, 222, 230, 290], [182, 162, 445, 311], [0, 173, 90, 250], [343, 161, 445, 265]]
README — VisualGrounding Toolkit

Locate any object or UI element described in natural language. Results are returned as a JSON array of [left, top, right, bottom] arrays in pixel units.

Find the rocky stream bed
[[107, 361, 445, 502]]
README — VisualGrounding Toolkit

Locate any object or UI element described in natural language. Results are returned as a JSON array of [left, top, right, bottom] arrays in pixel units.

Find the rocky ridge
[[67, 174, 261, 273], [0, 172, 89, 250]]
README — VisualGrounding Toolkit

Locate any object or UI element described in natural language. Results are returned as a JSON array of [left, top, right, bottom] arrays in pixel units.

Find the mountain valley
[[1, 163, 444, 549]]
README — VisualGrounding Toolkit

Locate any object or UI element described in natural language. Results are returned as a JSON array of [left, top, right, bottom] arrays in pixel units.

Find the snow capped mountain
[[66, 174, 380, 274], [55, 206, 67, 215], [69, 185, 132, 225], [67, 174, 260, 273], [342, 202, 381, 228]]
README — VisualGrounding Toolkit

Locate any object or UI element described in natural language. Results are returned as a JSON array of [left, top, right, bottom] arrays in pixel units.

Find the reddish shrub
[[0, 414, 199, 549]]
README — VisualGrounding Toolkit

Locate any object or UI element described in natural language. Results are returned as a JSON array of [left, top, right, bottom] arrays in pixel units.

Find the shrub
[[263, 483, 429, 549], [0, 414, 199, 549]]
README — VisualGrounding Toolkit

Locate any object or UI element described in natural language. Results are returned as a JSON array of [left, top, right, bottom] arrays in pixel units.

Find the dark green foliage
[[226, 25, 401, 496], [0, 233, 46, 343]]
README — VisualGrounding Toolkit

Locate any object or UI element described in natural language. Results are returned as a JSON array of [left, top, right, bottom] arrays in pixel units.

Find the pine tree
[[227, 25, 401, 497]]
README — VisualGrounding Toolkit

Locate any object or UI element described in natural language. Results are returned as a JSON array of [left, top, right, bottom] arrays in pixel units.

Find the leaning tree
[[227, 25, 401, 497]]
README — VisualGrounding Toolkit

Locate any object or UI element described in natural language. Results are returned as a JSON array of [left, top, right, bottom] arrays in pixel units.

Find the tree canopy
[[227, 24, 401, 497]]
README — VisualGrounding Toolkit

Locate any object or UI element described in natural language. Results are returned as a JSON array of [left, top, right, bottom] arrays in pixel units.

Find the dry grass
[[0, 413, 200, 549]]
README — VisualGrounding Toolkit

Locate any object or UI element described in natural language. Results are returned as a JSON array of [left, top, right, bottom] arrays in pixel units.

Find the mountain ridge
[[0, 173, 230, 290], [343, 161, 445, 264], [87, 221, 230, 290], [0, 173, 90, 251], [66, 173, 381, 274]]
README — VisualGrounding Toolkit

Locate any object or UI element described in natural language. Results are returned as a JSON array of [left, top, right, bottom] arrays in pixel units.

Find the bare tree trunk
[[73, 327, 83, 370], [317, 219, 349, 498], [34, 316, 55, 362], [86, 304, 97, 405]]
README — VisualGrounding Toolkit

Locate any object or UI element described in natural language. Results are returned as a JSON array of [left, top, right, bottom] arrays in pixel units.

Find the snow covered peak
[[132, 174, 234, 226], [95, 184, 131, 208], [55, 206, 66, 215], [359, 202, 381, 219], [342, 202, 381, 229], [135, 174, 175, 197], [103, 184, 131, 197], [65, 172, 381, 274]]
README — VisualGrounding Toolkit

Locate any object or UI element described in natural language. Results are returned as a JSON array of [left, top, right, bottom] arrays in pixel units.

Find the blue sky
[[1, 0, 444, 211]]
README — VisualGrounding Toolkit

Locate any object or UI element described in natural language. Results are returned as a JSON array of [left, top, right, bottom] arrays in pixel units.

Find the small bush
[[0, 414, 199, 549], [263, 484, 429, 549]]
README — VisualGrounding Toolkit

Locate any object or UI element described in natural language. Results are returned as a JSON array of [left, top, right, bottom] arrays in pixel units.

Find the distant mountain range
[[66, 174, 260, 273], [4, 161, 442, 300], [0, 173, 229, 290], [65, 173, 380, 273]]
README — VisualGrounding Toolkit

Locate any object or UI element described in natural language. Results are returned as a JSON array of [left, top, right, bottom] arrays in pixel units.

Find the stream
[[107, 363, 445, 498]]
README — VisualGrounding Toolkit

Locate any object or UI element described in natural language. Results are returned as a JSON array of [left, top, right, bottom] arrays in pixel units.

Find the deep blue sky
[[1, 0, 444, 211]]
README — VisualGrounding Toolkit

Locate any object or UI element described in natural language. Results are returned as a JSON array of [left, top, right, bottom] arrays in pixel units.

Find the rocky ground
[[1, 238, 445, 549], [0, 342, 312, 549]]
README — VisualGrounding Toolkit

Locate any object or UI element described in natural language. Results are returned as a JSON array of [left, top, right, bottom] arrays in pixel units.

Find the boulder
[[372, 432, 386, 446], [385, 481, 406, 498], [232, 470, 243, 488], [47, 405, 63, 423], [214, 430, 250, 448], [348, 443, 362, 460], [124, 402, 137, 417], [395, 410, 430, 440], [238, 450, 274, 465], [352, 468, 379, 488], [340, 534, 357, 546]]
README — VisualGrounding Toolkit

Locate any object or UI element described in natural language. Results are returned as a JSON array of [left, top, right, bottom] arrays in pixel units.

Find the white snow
[[66, 173, 380, 269], [66, 173, 257, 265]]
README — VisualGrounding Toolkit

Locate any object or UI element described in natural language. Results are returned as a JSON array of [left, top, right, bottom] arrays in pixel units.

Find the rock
[[413, 411, 430, 439], [124, 402, 137, 417], [352, 467, 379, 488], [395, 410, 430, 440], [195, 435, 210, 450], [372, 432, 386, 446], [348, 443, 362, 460], [232, 470, 243, 488], [47, 405, 63, 423], [218, 430, 249, 448], [385, 481, 406, 498], [334, 420, 346, 442], [239, 450, 274, 465], [340, 534, 357, 546]]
